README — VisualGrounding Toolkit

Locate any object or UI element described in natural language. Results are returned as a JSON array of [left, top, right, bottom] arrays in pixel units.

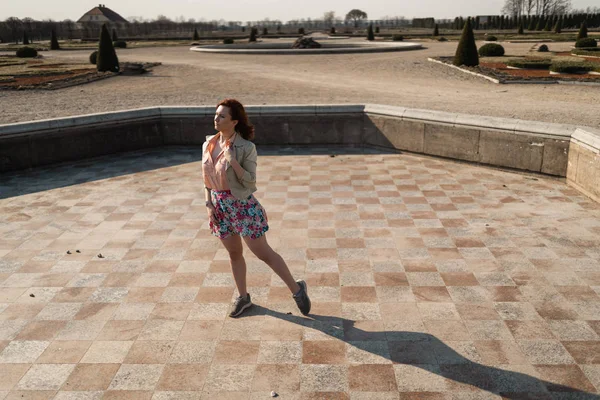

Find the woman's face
[[214, 105, 237, 132]]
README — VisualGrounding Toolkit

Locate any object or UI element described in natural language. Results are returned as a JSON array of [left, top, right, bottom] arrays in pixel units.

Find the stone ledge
[[572, 127, 600, 154], [0, 104, 597, 199], [567, 127, 600, 202], [0, 107, 161, 138]]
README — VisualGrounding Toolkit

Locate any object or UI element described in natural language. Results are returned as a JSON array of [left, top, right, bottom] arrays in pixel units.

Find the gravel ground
[[1, 40, 598, 127]]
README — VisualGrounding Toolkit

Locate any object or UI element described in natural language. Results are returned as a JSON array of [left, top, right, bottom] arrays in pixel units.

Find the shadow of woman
[[240, 305, 600, 399]]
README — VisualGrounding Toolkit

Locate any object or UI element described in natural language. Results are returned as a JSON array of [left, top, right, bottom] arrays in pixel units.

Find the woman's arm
[[204, 186, 212, 206], [202, 141, 214, 207], [228, 145, 257, 186]]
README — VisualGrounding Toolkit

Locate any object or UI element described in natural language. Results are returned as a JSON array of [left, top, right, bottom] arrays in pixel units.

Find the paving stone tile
[[3, 148, 600, 397], [108, 364, 164, 390], [16, 364, 75, 390]]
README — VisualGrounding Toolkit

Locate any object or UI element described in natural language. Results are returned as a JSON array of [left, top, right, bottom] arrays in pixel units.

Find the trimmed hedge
[[113, 40, 127, 48], [550, 61, 594, 73], [479, 43, 505, 57], [485, 35, 497, 41], [506, 58, 551, 69], [223, 38, 234, 44], [50, 30, 60, 50], [367, 24, 374, 41], [16, 47, 37, 58], [97, 24, 119, 73], [392, 34, 403, 41], [575, 38, 597, 48], [538, 44, 549, 52], [571, 48, 600, 56], [577, 21, 588, 40], [454, 18, 478, 67], [89, 50, 98, 64]]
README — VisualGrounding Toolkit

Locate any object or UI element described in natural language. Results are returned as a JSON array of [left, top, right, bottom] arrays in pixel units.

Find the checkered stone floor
[[1, 146, 600, 400]]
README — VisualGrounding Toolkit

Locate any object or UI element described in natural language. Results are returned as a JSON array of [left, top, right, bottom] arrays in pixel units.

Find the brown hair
[[217, 98, 255, 141]]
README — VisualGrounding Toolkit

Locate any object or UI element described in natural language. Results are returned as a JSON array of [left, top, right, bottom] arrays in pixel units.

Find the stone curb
[[0, 104, 581, 141], [427, 58, 501, 84], [190, 42, 423, 55]]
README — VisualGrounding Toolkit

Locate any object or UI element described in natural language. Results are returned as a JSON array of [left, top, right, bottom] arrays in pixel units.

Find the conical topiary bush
[[554, 18, 562, 33], [536, 17, 544, 31], [367, 24, 374, 41], [112, 29, 118, 41], [96, 24, 119, 72], [23, 31, 30, 45], [50, 29, 60, 50], [518, 22, 524, 34], [433, 24, 439, 36], [453, 18, 478, 67], [577, 21, 588, 40], [193, 28, 199, 40]]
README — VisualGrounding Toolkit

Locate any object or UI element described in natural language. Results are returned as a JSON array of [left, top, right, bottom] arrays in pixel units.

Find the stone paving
[[1, 146, 600, 400]]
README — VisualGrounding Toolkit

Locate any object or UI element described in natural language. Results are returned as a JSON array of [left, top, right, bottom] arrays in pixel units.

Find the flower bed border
[[428, 56, 600, 85]]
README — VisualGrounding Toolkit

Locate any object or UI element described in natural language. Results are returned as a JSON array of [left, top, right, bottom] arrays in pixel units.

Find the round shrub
[[485, 35, 498, 42], [89, 50, 98, 64], [537, 44, 549, 52], [113, 40, 127, 49], [392, 34, 403, 41], [506, 58, 551, 69], [16, 46, 37, 58], [223, 38, 234, 45], [438, 37, 448, 42], [575, 38, 597, 49], [478, 43, 505, 57], [550, 61, 594, 74]]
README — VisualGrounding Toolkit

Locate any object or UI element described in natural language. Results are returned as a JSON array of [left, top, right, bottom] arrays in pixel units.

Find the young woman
[[202, 98, 311, 317]]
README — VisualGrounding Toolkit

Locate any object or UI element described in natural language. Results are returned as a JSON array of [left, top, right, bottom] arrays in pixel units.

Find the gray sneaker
[[229, 293, 252, 318], [293, 280, 311, 315]]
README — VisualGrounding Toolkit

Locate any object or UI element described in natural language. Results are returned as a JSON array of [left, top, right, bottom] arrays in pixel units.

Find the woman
[[202, 99, 311, 318]]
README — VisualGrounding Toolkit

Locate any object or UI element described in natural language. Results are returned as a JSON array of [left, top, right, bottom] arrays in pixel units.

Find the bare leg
[[243, 234, 301, 294], [220, 234, 247, 297]]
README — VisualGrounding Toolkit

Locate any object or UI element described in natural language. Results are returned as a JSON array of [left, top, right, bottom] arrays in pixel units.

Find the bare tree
[[502, 0, 523, 16], [503, 0, 570, 15], [323, 11, 335, 26], [5, 17, 22, 43], [535, 0, 571, 15]]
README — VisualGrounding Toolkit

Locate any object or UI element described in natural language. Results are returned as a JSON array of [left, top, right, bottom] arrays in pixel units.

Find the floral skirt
[[209, 190, 269, 240]]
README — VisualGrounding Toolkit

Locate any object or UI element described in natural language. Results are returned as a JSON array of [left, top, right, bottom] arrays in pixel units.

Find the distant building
[[477, 16, 494, 25], [412, 18, 435, 29], [77, 4, 128, 24]]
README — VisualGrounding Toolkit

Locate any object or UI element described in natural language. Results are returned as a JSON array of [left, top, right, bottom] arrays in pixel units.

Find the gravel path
[[1, 40, 598, 127]]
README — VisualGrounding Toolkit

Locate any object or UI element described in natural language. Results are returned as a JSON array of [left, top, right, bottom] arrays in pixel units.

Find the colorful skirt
[[209, 190, 269, 240]]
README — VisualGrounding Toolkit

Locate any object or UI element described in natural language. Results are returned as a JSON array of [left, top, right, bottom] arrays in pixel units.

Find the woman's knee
[[227, 249, 244, 261]]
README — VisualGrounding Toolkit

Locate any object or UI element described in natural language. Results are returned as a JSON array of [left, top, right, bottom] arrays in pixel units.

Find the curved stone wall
[[190, 42, 422, 55], [0, 105, 597, 202]]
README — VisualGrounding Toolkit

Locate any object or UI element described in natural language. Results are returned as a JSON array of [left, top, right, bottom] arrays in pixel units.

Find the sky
[[2, 0, 598, 22]]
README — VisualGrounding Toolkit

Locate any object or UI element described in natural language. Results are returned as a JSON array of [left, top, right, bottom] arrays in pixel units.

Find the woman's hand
[[206, 203, 218, 225], [223, 141, 235, 163]]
